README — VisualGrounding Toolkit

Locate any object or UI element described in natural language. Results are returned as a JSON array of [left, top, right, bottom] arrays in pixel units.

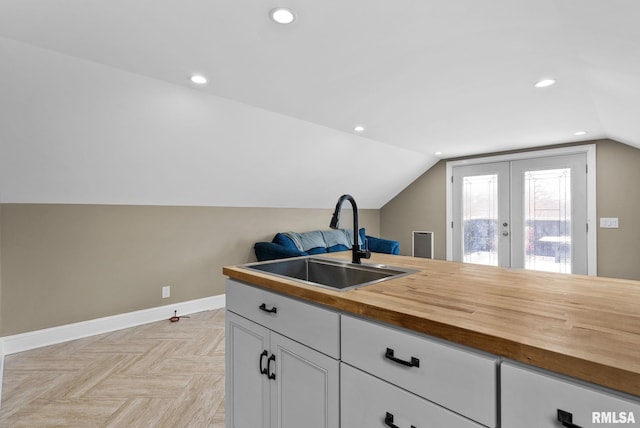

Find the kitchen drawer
[[226, 279, 340, 358], [341, 363, 484, 428], [341, 315, 498, 427], [502, 361, 640, 428]]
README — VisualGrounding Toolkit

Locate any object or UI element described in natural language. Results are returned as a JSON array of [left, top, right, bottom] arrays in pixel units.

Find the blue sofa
[[254, 228, 400, 262]]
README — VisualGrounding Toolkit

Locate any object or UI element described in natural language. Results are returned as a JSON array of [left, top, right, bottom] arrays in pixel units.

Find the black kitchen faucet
[[330, 194, 371, 264]]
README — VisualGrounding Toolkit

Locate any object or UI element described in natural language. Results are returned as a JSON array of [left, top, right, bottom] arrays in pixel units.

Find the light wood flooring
[[0, 309, 226, 427]]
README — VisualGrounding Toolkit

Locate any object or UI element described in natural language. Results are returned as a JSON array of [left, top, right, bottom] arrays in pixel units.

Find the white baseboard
[[0, 294, 226, 356]]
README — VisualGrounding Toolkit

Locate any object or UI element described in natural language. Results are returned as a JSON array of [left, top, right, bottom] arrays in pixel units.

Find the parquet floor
[[0, 309, 226, 427]]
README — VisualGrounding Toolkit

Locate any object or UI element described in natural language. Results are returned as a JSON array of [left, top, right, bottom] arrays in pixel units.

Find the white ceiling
[[1, 0, 639, 208]]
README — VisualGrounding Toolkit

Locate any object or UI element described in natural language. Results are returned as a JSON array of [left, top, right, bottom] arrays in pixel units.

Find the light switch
[[600, 217, 619, 228]]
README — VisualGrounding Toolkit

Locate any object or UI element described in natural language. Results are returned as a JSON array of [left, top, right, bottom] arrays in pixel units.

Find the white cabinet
[[342, 363, 485, 428], [226, 312, 270, 428], [501, 361, 640, 428], [342, 315, 499, 427], [225, 281, 498, 428], [269, 331, 339, 427], [225, 280, 340, 428], [226, 279, 339, 358]]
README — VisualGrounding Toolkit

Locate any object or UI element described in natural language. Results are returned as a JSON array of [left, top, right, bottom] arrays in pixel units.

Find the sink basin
[[242, 256, 417, 291]]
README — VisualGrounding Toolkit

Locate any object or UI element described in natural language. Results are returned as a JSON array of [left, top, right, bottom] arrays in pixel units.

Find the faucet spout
[[329, 194, 371, 264]]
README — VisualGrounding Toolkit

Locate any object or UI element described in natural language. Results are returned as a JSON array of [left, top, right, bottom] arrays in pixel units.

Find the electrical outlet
[[162, 285, 171, 298], [600, 217, 619, 229]]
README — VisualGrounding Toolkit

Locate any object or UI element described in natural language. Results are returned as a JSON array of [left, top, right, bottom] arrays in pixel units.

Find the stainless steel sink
[[242, 256, 417, 291]]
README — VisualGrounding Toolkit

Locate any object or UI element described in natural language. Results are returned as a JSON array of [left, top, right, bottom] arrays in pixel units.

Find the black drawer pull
[[558, 409, 583, 428], [259, 303, 277, 314], [267, 354, 276, 380], [259, 350, 268, 375], [384, 412, 416, 428], [385, 348, 420, 368]]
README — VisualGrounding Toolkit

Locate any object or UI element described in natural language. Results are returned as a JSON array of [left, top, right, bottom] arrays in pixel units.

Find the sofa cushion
[[254, 241, 305, 261], [272, 232, 298, 250], [366, 235, 400, 255], [306, 246, 328, 255], [327, 244, 350, 253], [284, 230, 326, 251]]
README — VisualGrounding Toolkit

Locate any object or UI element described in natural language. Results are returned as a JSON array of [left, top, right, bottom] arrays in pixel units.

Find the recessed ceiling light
[[353, 125, 365, 132], [574, 130, 588, 136], [270, 7, 295, 24], [190, 75, 208, 85], [435, 151, 443, 156], [534, 79, 557, 88]]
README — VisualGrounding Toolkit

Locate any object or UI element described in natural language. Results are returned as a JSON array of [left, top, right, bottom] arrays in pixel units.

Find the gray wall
[[596, 140, 640, 279], [381, 139, 640, 281], [2, 139, 638, 337], [380, 160, 447, 260], [0, 204, 379, 336]]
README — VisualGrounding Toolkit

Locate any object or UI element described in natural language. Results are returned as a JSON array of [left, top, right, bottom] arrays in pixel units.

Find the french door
[[450, 153, 589, 275], [452, 162, 510, 268]]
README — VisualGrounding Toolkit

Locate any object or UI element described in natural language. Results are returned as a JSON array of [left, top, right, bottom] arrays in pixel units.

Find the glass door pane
[[462, 174, 499, 266], [523, 168, 572, 273], [510, 153, 588, 274], [452, 162, 510, 267]]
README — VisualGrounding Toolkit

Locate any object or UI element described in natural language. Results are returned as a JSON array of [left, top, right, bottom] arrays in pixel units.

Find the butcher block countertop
[[223, 252, 640, 397]]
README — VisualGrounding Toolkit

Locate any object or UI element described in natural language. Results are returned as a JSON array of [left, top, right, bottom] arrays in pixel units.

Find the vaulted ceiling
[[1, 1, 639, 208]]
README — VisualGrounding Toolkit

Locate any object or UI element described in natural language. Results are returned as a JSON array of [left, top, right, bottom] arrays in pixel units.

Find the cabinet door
[[502, 362, 640, 428], [270, 332, 339, 428], [226, 311, 270, 428]]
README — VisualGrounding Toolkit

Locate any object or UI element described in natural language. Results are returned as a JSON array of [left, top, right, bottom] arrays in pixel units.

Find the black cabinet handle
[[259, 350, 268, 375], [259, 303, 277, 314], [558, 409, 583, 428], [267, 354, 276, 380], [385, 348, 420, 368], [384, 412, 416, 428]]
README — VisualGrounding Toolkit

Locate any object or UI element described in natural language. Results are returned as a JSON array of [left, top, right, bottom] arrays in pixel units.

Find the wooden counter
[[223, 252, 640, 397]]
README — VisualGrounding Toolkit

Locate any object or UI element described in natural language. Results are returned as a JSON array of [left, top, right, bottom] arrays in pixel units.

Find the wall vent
[[412, 231, 434, 259]]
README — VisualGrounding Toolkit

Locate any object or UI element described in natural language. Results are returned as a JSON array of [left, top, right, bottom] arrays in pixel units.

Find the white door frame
[[446, 144, 597, 276]]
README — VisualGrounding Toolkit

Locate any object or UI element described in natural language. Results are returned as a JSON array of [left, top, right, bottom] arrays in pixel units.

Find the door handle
[[259, 303, 277, 314], [267, 354, 276, 380], [384, 412, 416, 428], [558, 409, 583, 428], [385, 348, 420, 368], [502, 231, 509, 236], [259, 350, 268, 375]]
